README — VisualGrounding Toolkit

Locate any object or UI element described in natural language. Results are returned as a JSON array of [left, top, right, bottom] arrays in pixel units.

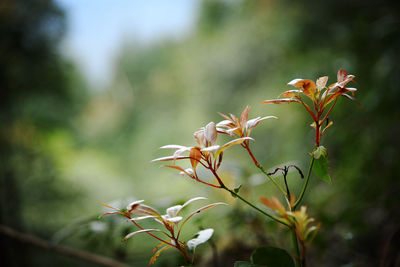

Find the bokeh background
[[1, 0, 399, 266]]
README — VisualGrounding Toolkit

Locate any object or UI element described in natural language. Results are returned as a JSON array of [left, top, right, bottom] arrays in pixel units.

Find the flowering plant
[[101, 69, 359, 266]]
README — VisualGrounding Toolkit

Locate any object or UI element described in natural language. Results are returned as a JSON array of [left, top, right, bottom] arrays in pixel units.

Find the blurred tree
[[0, 0, 87, 266]]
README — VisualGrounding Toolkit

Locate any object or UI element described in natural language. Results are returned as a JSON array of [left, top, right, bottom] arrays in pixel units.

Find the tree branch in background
[[0, 224, 129, 267]]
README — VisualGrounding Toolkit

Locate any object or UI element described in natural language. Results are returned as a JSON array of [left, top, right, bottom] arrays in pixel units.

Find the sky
[[56, 0, 200, 88]]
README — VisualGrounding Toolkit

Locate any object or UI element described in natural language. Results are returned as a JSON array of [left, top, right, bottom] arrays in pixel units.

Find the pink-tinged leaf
[[337, 69, 348, 82], [149, 246, 171, 265], [216, 137, 253, 158], [193, 129, 205, 147], [216, 127, 237, 136], [240, 106, 250, 127], [173, 147, 192, 160], [218, 112, 234, 122], [280, 89, 301, 98], [134, 205, 161, 217], [124, 229, 163, 241], [189, 147, 202, 170], [342, 93, 363, 109], [181, 196, 207, 210], [246, 116, 277, 132], [151, 155, 188, 162], [205, 122, 218, 145], [261, 98, 301, 104], [316, 76, 328, 91], [127, 200, 145, 212]]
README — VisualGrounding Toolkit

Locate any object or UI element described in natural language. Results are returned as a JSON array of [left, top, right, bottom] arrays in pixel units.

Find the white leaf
[[187, 229, 214, 250]]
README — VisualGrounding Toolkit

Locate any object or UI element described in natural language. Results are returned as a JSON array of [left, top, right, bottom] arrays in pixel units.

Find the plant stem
[[222, 186, 289, 227], [291, 229, 301, 267], [244, 144, 288, 198], [293, 156, 315, 210]]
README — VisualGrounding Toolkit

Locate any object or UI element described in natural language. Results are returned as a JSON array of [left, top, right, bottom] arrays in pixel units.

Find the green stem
[[293, 156, 315, 210], [222, 186, 289, 227], [244, 144, 288, 198], [258, 165, 289, 198], [291, 230, 301, 267]]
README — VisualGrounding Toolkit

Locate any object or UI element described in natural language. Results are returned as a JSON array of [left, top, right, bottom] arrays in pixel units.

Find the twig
[[0, 224, 129, 267]]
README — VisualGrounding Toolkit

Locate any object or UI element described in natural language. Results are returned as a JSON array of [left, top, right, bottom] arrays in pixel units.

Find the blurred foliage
[[1, 0, 399, 266]]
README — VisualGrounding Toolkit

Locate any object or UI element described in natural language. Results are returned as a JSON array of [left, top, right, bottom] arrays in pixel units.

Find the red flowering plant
[[101, 197, 225, 265], [262, 69, 360, 147], [152, 121, 252, 188], [101, 69, 360, 267]]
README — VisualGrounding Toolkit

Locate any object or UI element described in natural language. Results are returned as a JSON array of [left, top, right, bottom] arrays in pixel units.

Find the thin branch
[[0, 224, 129, 267]]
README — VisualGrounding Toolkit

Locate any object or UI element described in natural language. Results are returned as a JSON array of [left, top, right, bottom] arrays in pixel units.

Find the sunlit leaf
[[189, 147, 202, 170], [250, 246, 295, 267], [316, 76, 328, 91], [288, 79, 316, 97], [187, 228, 214, 250]]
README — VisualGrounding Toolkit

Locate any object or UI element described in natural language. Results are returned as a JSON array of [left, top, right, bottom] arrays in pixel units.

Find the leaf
[[312, 146, 327, 159], [280, 89, 301, 98], [123, 229, 163, 241], [312, 154, 331, 184], [151, 155, 188, 162], [316, 76, 328, 91], [288, 79, 316, 97], [189, 147, 202, 170], [149, 246, 170, 265], [261, 98, 300, 104], [250, 246, 295, 267], [234, 261, 262, 267], [187, 228, 214, 250], [240, 106, 251, 127], [234, 184, 242, 193], [216, 137, 253, 158]]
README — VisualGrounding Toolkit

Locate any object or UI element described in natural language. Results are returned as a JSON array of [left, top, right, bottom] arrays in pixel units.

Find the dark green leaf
[[250, 246, 295, 267], [312, 154, 331, 183], [234, 184, 242, 193], [234, 261, 262, 267]]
